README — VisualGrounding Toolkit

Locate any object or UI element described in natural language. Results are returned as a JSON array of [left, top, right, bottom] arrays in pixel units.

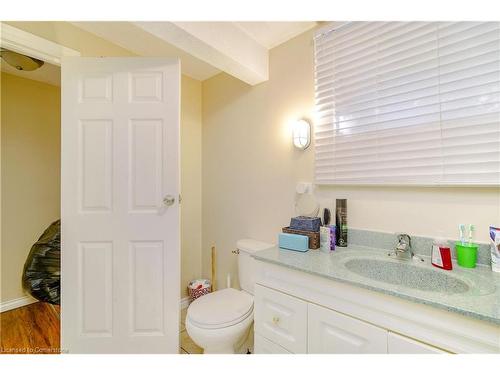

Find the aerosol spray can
[[336, 199, 347, 247]]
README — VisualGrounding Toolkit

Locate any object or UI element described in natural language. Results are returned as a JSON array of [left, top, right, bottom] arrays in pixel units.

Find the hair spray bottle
[[336, 199, 348, 247]]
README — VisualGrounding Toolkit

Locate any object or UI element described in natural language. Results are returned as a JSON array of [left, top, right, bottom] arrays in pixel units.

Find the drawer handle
[[272, 316, 280, 324]]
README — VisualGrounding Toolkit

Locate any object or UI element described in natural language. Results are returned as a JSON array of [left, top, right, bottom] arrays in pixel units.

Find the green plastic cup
[[455, 242, 478, 268]]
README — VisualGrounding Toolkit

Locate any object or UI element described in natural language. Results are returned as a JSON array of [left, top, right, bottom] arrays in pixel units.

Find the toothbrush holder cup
[[455, 242, 478, 268]]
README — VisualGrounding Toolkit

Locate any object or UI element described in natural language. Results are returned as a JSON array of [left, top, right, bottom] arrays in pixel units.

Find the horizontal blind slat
[[314, 21, 500, 185]]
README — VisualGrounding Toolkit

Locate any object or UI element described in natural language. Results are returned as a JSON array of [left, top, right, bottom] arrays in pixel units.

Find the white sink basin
[[343, 257, 495, 296]]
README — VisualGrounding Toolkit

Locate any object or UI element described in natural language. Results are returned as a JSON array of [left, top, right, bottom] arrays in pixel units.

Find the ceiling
[[233, 22, 317, 49], [0, 22, 318, 87], [1, 56, 60, 86]]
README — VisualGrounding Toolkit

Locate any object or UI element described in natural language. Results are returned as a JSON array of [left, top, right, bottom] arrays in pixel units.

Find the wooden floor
[[0, 302, 199, 354], [0, 302, 60, 354]]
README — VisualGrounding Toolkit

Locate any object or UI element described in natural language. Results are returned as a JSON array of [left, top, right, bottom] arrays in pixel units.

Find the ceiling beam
[[134, 22, 269, 85], [71, 22, 220, 81]]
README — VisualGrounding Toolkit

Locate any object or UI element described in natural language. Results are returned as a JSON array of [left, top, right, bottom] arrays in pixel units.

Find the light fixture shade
[[292, 119, 311, 150], [0, 49, 44, 71]]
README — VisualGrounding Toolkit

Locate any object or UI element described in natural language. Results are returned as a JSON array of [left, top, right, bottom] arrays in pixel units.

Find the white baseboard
[[0, 295, 38, 313], [180, 296, 190, 310]]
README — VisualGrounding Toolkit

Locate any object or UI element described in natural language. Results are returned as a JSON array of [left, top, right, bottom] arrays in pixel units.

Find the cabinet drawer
[[254, 334, 291, 354], [388, 332, 449, 354], [308, 303, 387, 354], [254, 284, 307, 353]]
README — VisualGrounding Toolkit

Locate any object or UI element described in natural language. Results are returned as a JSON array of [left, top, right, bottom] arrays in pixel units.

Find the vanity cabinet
[[254, 258, 500, 353], [255, 285, 446, 354], [308, 303, 387, 354], [387, 332, 448, 354]]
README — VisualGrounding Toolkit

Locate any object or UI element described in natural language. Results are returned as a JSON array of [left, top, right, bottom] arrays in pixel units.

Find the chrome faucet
[[390, 233, 414, 260]]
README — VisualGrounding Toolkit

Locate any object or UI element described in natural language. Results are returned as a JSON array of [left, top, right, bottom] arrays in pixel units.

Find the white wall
[[1, 73, 61, 303], [201, 30, 316, 287], [315, 186, 499, 240], [201, 28, 500, 287], [180, 76, 203, 296]]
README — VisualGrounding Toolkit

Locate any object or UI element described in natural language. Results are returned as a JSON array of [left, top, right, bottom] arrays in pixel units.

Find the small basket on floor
[[188, 279, 212, 302]]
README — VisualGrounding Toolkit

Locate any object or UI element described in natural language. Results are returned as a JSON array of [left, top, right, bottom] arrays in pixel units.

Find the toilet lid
[[187, 288, 253, 329]]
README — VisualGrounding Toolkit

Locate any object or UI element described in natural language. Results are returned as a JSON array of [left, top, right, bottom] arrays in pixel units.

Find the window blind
[[314, 22, 500, 185]]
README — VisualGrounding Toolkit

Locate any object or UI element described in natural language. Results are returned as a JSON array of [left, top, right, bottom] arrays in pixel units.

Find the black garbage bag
[[22, 220, 61, 305]]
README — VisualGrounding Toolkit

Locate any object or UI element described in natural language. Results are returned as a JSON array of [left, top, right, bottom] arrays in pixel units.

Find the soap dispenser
[[431, 238, 452, 270]]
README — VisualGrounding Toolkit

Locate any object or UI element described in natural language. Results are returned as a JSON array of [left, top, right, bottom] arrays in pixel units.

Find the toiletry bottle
[[320, 224, 336, 253], [489, 226, 500, 273], [335, 199, 347, 247], [431, 238, 452, 270], [320, 226, 331, 253]]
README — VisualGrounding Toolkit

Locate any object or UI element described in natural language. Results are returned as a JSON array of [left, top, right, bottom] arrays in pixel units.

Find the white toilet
[[185, 239, 273, 354]]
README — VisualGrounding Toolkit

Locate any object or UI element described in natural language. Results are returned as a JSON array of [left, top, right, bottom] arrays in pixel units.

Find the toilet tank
[[236, 239, 274, 295]]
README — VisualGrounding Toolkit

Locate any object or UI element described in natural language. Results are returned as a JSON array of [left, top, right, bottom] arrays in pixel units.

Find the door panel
[[129, 119, 164, 212], [79, 241, 112, 336], [308, 303, 387, 354], [130, 241, 165, 335], [62, 57, 180, 353], [79, 119, 113, 212]]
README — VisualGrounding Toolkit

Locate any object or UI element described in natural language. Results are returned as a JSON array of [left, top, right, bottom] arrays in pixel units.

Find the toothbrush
[[468, 224, 475, 245], [459, 224, 466, 245]]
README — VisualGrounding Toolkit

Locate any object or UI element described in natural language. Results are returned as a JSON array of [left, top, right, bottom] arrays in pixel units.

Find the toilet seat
[[187, 288, 253, 329]]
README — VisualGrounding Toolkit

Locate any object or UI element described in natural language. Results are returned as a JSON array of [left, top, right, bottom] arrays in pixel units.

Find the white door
[[308, 303, 387, 354], [388, 332, 448, 354], [61, 57, 180, 353]]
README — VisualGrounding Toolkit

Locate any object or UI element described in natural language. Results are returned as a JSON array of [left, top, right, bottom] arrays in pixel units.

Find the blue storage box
[[279, 233, 309, 252], [290, 216, 322, 232]]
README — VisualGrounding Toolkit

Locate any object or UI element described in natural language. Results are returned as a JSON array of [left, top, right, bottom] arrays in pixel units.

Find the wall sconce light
[[292, 119, 311, 150]]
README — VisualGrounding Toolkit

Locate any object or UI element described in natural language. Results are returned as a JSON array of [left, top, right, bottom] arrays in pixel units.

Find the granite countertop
[[252, 245, 500, 325]]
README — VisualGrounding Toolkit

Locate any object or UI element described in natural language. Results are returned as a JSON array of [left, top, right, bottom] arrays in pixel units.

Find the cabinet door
[[388, 332, 448, 354], [254, 284, 307, 353], [308, 303, 387, 354], [254, 334, 291, 354]]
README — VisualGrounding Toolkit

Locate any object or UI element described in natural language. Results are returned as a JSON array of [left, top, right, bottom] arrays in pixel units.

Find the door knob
[[163, 195, 175, 206]]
